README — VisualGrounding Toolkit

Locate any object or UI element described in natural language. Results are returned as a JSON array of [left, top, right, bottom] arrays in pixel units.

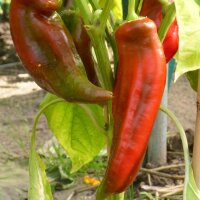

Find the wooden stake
[[192, 70, 200, 189]]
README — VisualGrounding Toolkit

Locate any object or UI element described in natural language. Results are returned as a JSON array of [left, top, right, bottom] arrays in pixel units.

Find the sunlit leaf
[[40, 94, 106, 173], [174, 0, 200, 80]]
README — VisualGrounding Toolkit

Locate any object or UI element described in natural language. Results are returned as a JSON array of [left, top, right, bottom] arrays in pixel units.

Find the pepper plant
[[9, 0, 200, 199]]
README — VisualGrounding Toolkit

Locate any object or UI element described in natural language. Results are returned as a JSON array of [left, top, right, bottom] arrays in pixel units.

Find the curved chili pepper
[[10, 0, 112, 103], [97, 18, 166, 199], [61, 11, 99, 85], [140, 0, 179, 63]]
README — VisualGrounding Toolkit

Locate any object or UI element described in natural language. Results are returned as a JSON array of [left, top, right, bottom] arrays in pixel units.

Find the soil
[[0, 21, 197, 200]]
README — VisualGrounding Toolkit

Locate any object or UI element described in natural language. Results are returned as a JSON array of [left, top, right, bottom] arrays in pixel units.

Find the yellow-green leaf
[[174, 0, 200, 80], [40, 94, 106, 173], [28, 131, 53, 200], [186, 165, 200, 199]]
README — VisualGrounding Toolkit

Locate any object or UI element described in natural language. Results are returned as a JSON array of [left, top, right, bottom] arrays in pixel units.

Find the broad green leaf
[[99, 0, 122, 20], [186, 70, 198, 92], [186, 165, 200, 199], [174, 0, 200, 80], [28, 133, 53, 200], [40, 94, 106, 173]]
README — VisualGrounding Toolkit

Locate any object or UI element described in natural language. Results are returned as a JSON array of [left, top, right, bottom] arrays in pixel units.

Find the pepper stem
[[73, 0, 92, 25], [99, 0, 113, 33], [127, 0, 138, 21]]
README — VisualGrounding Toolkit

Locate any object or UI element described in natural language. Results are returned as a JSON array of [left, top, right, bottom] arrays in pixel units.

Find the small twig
[[147, 173, 152, 186], [65, 185, 98, 200], [160, 187, 183, 198], [66, 191, 75, 200], [75, 185, 98, 193], [141, 184, 183, 193], [150, 163, 185, 172], [168, 151, 192, 156], [0, 62, 21, 68], [140, 168, 184, 179]]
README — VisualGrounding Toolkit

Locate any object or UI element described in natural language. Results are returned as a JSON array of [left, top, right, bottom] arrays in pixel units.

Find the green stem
[[32, 99, 65, 140], [87, 27, 114, 90], [75, 0, 114, 90], [99, 0, 113, 33], [105, 25, 118, 76], [158, 2, 176, 42], [89, 0, 100, 10], [135, 0, 141, 14], [127, 0, 138, 21], [74, 0, 92, 25], [29, 99, 65, 198], [160, 105, 190, 199]]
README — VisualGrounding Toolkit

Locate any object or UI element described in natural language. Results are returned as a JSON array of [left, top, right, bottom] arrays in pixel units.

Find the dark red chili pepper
[[140, 0, 162, 28], [61, 11, 99, 85], [10, 0, 112, 103], [140, 0, 179, 63], [97, 18, 166, 199]]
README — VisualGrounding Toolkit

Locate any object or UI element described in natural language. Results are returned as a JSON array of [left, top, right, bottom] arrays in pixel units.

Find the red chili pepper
[[97, 18, 166, 199], [61, 11, 99, 85], [140, 0, 162, 28], [162, 19, 178, 63], [10, 0, 112, 103], [140, 0, 179, 63]]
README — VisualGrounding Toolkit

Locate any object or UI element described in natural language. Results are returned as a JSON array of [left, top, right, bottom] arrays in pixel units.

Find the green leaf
[[186, 70, 198, 92], [99, 0, 123, 20], [186, 165, 200, 199], [28, 132, 53, 200], [40, 94, 106, 173], [174, 0, 200, 80]]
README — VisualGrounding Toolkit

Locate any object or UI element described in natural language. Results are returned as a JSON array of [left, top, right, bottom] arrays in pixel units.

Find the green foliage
[[40, 94, 106, 173], [186, 165, 200, 199], [186, 70, 198, 92], [42, 142, 107, 190], [174, 0, 200, 80], [125, 184, 135, 200], [28, 134, 53, 200], [139, 192, 155, 200]]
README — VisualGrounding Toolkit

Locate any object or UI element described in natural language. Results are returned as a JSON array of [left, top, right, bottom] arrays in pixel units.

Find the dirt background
[[0, 21, 197, 200]]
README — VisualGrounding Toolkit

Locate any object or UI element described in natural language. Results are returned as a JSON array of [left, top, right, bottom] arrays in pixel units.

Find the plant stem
[[32, 99, 65, 140], [158, 2, 176, 42], [160, 105, 190, 200], [74, 0, 92, 25], [87, 27, 114, 90], [29, 99, 65, 198], [135, 0, 141, 13], [75, 0, 114, 90], [192, 70, 200, 190], [89, 0, 100, 10], [127, 0, 138, 21], [99, 0, 113, 33]]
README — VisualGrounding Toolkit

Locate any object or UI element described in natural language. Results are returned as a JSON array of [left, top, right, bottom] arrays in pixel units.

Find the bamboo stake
[[192, 70, 200, 189]]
